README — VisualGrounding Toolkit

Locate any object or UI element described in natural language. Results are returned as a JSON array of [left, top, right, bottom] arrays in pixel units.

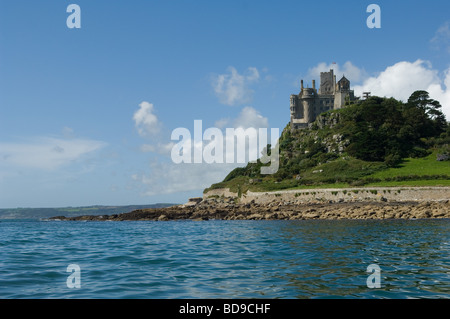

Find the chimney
[[301, 80, 304, 90], [312, 80, 316, 90]]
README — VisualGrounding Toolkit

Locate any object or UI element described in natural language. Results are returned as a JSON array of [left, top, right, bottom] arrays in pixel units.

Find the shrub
[[384, 154, 402, 167], [350, 179, 366, 187], [410, 147, 431, 158]]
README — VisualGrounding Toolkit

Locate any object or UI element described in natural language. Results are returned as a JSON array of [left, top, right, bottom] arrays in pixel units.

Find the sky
[[1, 0, 450, 208]]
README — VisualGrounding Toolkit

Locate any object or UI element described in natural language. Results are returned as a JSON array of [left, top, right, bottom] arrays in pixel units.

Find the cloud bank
[[0, 137, 106, 171], [212, 66, 260, 106]]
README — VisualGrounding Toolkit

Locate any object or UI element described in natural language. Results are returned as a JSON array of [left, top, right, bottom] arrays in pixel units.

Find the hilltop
[[205, 91, 450, 196]]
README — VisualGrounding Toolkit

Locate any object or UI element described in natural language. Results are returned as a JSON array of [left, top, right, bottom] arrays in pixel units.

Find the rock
[[184, 197, 203, 207], [248, 213, 263, 220], [49, 197, 450, 222], [437, 153, 450, 161], [158, 214, 169, 221], [384, 212, 395, 219], [432, 211, 445, 218], [304, 212, 320, 219], [415, 212, 429, 219]]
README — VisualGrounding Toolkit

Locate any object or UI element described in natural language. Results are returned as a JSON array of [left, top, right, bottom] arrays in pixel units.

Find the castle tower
[[334, 75, 355, 109], [319, 69, 335, 95], [300, 88, 315, 123]]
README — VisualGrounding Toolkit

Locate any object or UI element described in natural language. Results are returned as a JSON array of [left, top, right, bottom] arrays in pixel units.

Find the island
[[51, 84, 450, 221]]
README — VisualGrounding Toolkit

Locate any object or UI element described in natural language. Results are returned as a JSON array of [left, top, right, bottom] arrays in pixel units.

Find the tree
[[407, 90, 447, 136]]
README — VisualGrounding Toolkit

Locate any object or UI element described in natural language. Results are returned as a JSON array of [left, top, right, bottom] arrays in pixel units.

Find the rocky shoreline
[[50, 197, 450, 221]]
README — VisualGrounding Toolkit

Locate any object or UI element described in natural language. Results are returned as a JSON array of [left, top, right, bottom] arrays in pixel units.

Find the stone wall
[[240, 187, 450, 204], [203, 188, 238, 199]]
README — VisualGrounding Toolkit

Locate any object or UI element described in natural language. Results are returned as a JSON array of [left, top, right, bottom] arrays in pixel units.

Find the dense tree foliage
[[339, 91, 447, 164]]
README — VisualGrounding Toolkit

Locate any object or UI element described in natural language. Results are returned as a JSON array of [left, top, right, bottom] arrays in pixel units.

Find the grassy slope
[[205, 141, 449, 195], [206, 154, 450, 195], [271, 151, 449, 190], [367, 151, 450, 178], [363, 150, 450, 187]]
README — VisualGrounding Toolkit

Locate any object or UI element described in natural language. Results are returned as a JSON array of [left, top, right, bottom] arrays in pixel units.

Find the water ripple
[[0, 219, 449, 298]]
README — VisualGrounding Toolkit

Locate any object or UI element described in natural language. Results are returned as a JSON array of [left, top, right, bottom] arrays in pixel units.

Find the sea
[[0, 218, 449, 299]]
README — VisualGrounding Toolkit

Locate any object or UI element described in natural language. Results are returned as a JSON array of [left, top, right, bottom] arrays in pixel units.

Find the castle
[[290, 69, 357, 130]]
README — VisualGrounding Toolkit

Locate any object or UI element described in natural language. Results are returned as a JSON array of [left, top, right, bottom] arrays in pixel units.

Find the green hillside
[[205, 91, 450, 195]]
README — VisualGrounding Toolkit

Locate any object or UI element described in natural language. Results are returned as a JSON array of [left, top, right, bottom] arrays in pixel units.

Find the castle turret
[[300, 88, 315, 123]]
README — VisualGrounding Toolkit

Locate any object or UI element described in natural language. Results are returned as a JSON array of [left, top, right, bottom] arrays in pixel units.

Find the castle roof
[[338, 75, 349, 83]]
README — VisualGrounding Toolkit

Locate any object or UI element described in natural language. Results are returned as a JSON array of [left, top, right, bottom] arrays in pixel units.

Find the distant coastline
[[0, 204, 176, 220], [50, 186, 450, 221]]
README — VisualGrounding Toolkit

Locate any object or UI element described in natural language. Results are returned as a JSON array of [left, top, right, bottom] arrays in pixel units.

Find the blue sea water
[[0, 218, 449, 299]]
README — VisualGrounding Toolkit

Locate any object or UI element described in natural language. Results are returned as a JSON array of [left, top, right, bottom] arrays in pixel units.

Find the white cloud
[[214, 118, 230, 129], [134, 101, 172, 155], [353, 60, 438, 100], [140, 142, 175, 155], [0, 137, 106, 170], [133, 101, 160, 136], [215, 106, 269, 130], [430, 21, 450, 53], [212, 66, 260, 106], [427, 68, 450, 120], [353, 59, 450, 119], [233, 106, 269, 129], [133, 161, 241, 196]]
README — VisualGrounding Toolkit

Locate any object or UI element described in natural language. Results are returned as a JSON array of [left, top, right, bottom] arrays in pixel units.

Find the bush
[[384, 154, 402, 167], [409, 147, 431, 158], [350, 179, 366, 186]]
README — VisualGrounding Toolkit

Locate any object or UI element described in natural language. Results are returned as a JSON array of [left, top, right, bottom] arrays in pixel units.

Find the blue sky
[[1, 0, 450, 208]]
